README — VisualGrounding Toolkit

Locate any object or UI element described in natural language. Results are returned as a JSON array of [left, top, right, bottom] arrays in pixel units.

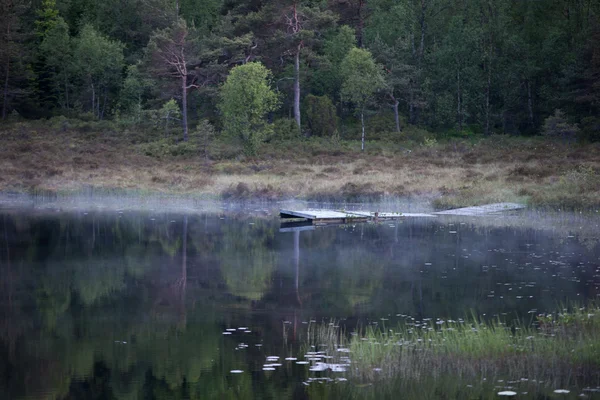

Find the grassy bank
[[1, 120, 599, 210], [305, 306, 600, 394]]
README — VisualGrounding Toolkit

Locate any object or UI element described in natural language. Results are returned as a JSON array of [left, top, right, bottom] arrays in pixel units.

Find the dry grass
[[1, 122, 599, 209]]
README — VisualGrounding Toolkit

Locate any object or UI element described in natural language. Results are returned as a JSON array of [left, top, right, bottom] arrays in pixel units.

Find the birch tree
[[219, 62, 280, 154], [73, 25, 124, 119], [341, 47, 384, 151]]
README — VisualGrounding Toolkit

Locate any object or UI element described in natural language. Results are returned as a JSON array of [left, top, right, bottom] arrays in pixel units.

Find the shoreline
[[2, 122, 599, 211]]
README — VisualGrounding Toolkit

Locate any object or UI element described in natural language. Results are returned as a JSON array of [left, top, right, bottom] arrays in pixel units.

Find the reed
[[306, 307, 600, 390]]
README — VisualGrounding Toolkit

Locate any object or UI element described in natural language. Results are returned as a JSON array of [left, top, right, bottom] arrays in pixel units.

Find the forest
[[1, 0, 599, 143], [1, 0, 600, 208]]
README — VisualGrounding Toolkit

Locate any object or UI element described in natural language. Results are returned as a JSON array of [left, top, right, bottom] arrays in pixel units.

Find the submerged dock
[[279, 203, 526, 225]]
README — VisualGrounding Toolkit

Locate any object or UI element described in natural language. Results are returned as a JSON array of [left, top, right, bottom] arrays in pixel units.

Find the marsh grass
[[306, 307, 600, 390], [1, 121, 599, 209]]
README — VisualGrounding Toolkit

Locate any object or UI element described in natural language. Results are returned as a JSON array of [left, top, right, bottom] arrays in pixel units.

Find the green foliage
[[39, 16, 72, 109], [179, 0, 222, 35], [341, 47, 385, 149], [304, 94, 337, 137], [73, 24, 124, 118], [311, 25, 356, 98], [542, 110, 579, 140], [218, 62, 280, 154], [309, 305, 600, 386], [194, 119, 216, 159], [35, 0, 60, 38], [158, 99, 182, 137], [3, 0, 600, 140], [139, 138, 198, 158], [579, 117, 600, 143], [423, 136, 438, 147], [117, 64, 153, 123], [271, 118, 300, 141], [219, 222, 277, 301], [324, 26, 356, 65], [340, 47, 385, 110]]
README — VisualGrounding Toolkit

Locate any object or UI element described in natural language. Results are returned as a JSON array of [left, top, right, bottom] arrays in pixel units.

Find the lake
[[1, 200, 599, 399]]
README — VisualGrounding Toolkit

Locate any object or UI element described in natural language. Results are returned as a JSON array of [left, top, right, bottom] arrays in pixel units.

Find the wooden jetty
[[280, 203, 525, 225], [432, 202, 526, 216], [279, 210, 371, 224], [280, 209, 416, 225]]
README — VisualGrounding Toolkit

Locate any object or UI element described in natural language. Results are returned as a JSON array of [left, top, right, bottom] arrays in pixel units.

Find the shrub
[[305, 94, 337, 137], [542, 110, 579, 140], [194, 119, 216, 159], [271, 118, 300, 141], [580, 117, 600, 143], [443, 126, 478, 139], [402, 125, 432, 144], [139, 138, 198, 158], [423, 136, 438, 147], [48, 115, 70, 132]]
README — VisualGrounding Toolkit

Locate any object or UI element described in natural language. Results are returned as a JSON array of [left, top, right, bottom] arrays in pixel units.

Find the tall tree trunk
[[418, 0, 427, 69], [457, 66, 462, 131], [182, 76, 188, 142], [91, 82, 96, 118], [485, 60, 491, 136], [2, 60, 9, 120], [293, 48, 301, 131], [63, 70, 69, 109], [165, 111, 170, 137], [526, 79, 534, 130], [408, 0, 426, 126], [357, 0, 365, 48], [392, 95, 401, 132], [100, 87, 107, 120], [409, 84, 415, 124], [484, 0, 493, 136], [360, 108, 365, 151], [2, 21, 12, 121]]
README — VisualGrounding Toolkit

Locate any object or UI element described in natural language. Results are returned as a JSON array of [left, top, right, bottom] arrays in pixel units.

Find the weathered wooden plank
[[279, 203, 523, 226], [432, 203, 526, 216], [398, 213, 437, 218], [344, 211, 407, 219], [280, 209, 365, 220]]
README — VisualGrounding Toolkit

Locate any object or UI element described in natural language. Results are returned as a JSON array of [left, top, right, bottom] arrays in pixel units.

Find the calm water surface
[[1, 204, 600, 399]]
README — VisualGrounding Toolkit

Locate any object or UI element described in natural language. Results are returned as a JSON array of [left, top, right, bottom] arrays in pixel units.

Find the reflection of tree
[[0, 212, 218, 399], [1, 210, 600, 399], [152, 216, 188, 328], [292, 227, 385, 315], [219, 222, 277, 301], [335, 247, 385, 309]]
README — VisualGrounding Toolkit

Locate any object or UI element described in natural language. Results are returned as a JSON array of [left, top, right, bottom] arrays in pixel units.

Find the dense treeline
[[1, 0, 599, 145]]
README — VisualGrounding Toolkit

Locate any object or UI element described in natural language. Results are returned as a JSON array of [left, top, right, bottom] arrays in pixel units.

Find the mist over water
[[1, 202, 599, 399]]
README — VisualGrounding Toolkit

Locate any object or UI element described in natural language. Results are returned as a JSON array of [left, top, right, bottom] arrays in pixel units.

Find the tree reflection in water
[[0, 210, 598, 399]]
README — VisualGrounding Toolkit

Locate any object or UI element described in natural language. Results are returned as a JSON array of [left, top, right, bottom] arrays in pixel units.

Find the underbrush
[[1, 121, 600, 209], [528, 165, 600, 210], [138, 138, 199, 158]]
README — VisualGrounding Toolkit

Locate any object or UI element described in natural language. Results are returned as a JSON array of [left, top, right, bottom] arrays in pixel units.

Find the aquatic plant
[[306, 306, 600, 390]]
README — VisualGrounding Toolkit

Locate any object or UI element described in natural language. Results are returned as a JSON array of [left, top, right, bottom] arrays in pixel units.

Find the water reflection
[[0, 210, 599, 399]]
